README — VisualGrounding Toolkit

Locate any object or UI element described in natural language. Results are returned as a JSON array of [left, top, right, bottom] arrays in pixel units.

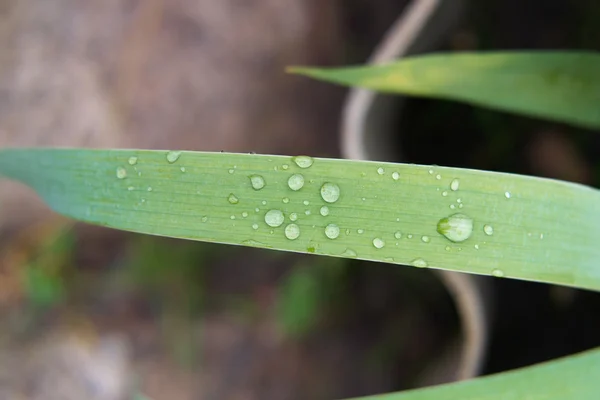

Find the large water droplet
[[289, 212, 298, 222], [285, 224, 300, 240], [412, 258, 428, 268], [483, 224, 494, 236], [437, 213, 473, 243], [492, 268, 504, 277], [249, 175, 266, 190], [320, 206, 330, 216], [288, 174, 305, 191], [116, 167, 127, 179], [128, 156, 138, 165], [166, 151, 182, 163], [325, 224, 340, 239], [265, 209, 284, 227], [450, 178, 460, 191], [292, 155, 314, 169], [320, 182, 340, 203], [372, 238, 385, 249], [341, 248, 357, 258], [228, 194, 239, 204]]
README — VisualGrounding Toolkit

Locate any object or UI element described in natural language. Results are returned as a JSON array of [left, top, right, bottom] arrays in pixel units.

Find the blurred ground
[[1, 0, 600, 399]]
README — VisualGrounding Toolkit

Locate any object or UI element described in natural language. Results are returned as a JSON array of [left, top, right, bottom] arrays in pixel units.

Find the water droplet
[[249, 175, 266, 190], [421, 236, 430, 243], [201, 216, 208, 223], [372, 238, 385, 249], [128, 156, 138, 165], [492, 268, 504, 278], [147, 187, 153, 192], [392, 172, 400, 180], [116, 167, 127, 179], [442, 191, 448, 197], [228, 194, 239, 204], [474, 244, 480, 250], [377, 167, 385, 175], [320, 206, 330, 216], [265, 209, 284, 227], [282, 164, 289, 170], [303, 200, 310, 206], [282, 197, 290, 204], [437, 213, 474, 243], [428, 169, 434, 175], [229, 169, 235, 174], [407, 234, 413, 239], [394, 232, 402, 239], [412, 258, 428, 268], [262, 200, 267, 205], [345, 229, 350, 235], [285, 224, 300, 240], [504, 191, 511, 199], [320, 182, 340, 203], [288, 174, 305, 191], [292, 155, 314, 168], [436, 174, 441, 180], [357, 229, 364, 234], [445, 246, 451, 251], [450, 204, 456, 209], [127, 186, 134, 191], [255, 207, 260, 212], [166, 151, 182, 163], [230, 215, 236, 220], [289, 212, 298, 221], [450, 178, 460, 191], [483, 224, 494, 236], [540, 233, 544, 239], [242, 212, 248, 218], [325, 224, 340, 239], [456, 198, 462, 203], [305, 210, 311, 215], [180, 167, 186, 172], [341, 248, 357, 258], [252, 223, 259, 230], [138, 171, 142, 177]]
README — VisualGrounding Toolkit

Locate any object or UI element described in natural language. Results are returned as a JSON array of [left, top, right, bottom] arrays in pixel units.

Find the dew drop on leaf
[[128, 156, 138, 165], [320, 182, 340, 203], [412, 258, 428, 268], [437, 213, 473, 243], [228, 194, 239, 204], [394, 231, 402, 239], [116, 167, 127, 179], [484, 224, 494, 236], [377, 167, 385, 175], [249, 175, 266, 190], [372, 238, 385, 249], [292, 155, 314, 169], [492, 268, 504, 277], [265, 209, 284, 227], [289, 212, 298, 222], [450, 178, 460, 191], [285, 223, 300, 240], [325, 224, 340, 239], [421, 236, 430, 243], [392, 172, 400, 180], [166, 151, 182, 163], [320, 206, 329, 216], [341, 248, 357, 258], [288, 174, 305, 191]]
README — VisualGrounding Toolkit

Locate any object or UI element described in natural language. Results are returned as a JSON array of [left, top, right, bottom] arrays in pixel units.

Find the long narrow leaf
[[288, 51, 600, 129], [1, 148, 598, 291]]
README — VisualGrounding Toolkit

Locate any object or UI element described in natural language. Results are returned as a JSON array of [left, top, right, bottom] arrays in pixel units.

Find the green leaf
[[0, 148, 598, 291], [288, 51, 600, 129], [352, 347, 600, 400]]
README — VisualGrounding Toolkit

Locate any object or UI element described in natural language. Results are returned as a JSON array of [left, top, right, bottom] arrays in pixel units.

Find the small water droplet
[[392, 172, 400, 180], [305, 210, 311, 215], [230, 215, 236, 220], [456, 198, 462, 203], [360, 172, 366, 177], [320, 206, 330, 216], [458, 204, 464, 209], [252, 223, 259, 230], [282, 197, 290, 204], [166, 151, 182, 163], [325, 224, 340, 239], [292, 155, 314, 168], [128, 156, 138, 165], [288, 174, 305, 191], [249, 175, 266, 190], [289, 212, 298, 221], [504, 191, 511, 199], [445, 246, 451, 251], [394, 231, 402, 239], [412, 258, 428, 268], [372, 238, 385, 249], [483, 224, 494, 236], [450, 204, 456, 209], [320, 182, 340, 203], [357, 229, 364, 234], [442, 191, 448, 197], [437, 213, 474, 243], [282, 164, 289, 170], [540, 233, 544, 239], [138, 171, 142, 177], [450, 178, 460, 191], [361, 197, 366, 201], [262, 200, 267, 206], [255, 207, 260, 212], [128, 186, 134, 191], [147, 187, 153, 192], [242, 212, 248, 218], [285, 223, 300, 240], [407, 234, 413, 239], [377, 167, 385, 175], [345, 228, 350, 235], [428, 169, 434, 175], [201, 216, 208, 223], [421, 236, 430, 243], [229, 169, 235, 174], [228, 194, 239, 204], [116, 167, 127, 179], [180, 167, 186, 172], [341, 248, 357, 258], [265, 209, 284, 227], [436, 174, 441, 180], [492, 268, 504, 278]]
